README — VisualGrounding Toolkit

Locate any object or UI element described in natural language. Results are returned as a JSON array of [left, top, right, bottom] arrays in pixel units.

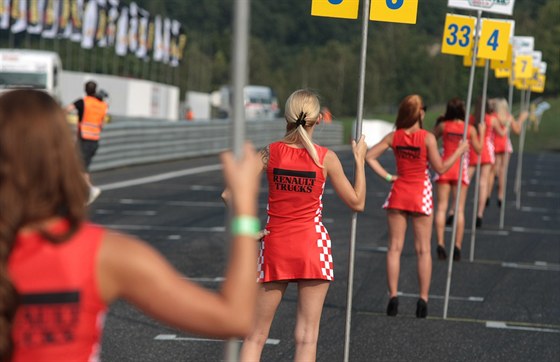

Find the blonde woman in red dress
[[366, 95, 468, 318], [487, 98, 528, 208], [237, 89, 367, 361], [467, 99, 505, 227]]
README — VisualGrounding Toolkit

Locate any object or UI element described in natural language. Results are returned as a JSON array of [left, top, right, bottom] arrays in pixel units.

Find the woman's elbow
[[350, 200, 365, 212]]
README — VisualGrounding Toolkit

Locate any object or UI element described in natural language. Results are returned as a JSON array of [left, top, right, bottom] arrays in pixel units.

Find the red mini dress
[[9, 221, 107, 362], [435, 121, 471, 186], [258, 141, 332, 282], [383, 129, 433, 216], [493, 122, 510, 154], [469, 114, 495, 166]]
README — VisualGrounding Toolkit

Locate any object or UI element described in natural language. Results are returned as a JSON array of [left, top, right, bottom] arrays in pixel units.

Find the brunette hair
[[0, 90, 88, 360], [395, 94, 424, 130], [443, 97, 466, 121], [283, 89, 323, 168]]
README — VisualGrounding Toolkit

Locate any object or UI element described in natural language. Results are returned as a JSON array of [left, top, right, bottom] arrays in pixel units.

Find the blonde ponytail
[[283, 90, 323, 168]]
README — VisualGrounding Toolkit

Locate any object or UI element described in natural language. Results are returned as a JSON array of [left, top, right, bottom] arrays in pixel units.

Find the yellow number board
[[441, 14, 475, 56], [514, 54, 533, 79], [477, 19, 512, 61], [370, 0, 419, 24]]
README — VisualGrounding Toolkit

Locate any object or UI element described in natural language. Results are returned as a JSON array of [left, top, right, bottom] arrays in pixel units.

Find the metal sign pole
[[499, 75, 515, 229], [443, 9, 482, 319], [516, 88, 531, 209], [224, 0, 250, 361], [514, 88, 526, 208], [469, 59, 490, 262], [343, 0, 370, 361]]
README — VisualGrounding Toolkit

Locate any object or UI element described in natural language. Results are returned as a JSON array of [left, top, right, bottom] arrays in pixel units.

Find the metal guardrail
[[90, 118, 344, 172]]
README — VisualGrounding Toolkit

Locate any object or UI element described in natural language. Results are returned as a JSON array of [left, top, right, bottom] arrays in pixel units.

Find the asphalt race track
[[92, 147, 559, 361]]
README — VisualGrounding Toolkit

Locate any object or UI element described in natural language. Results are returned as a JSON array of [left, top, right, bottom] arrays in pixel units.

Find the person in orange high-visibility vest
[[66, 81, 108, 204]]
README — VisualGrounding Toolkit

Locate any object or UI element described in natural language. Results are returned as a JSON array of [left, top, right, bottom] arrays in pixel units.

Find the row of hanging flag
[[0, 0, 187, 66]]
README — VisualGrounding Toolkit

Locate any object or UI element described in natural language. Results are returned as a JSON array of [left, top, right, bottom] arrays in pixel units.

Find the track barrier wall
[[89, 118, 344, 172]]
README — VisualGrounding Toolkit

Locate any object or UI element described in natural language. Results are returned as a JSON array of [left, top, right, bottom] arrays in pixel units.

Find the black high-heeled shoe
[[445, 214, 454, 226], [416, 298, 428, 318], [386, 297, 399, 317], [436, 245, 447, 260], [476, 216, 482, 228], [497, 199, 502, 208], [453, 246, 461, 261]]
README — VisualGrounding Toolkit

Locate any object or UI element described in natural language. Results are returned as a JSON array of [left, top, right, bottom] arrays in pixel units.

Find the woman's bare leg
[[241, 282, 288, 361], [386, 210, 407, 298], [293, 280, 330, 362]]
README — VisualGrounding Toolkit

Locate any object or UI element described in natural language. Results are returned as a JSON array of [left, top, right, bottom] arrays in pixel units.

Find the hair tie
[[295, 112, 307, 127]]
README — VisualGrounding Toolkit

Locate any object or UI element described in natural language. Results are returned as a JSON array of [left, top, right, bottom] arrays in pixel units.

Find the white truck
[[212, 85, 280, 121], [0, 49, 62, 101]]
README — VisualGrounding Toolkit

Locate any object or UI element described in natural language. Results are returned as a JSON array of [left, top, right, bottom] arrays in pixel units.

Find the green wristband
[[231, 216, 260, 239], [385, 174, 393, 182]]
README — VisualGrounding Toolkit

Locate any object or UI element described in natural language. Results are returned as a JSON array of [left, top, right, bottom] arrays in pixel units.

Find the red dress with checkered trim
[[435, 121, 472, 186], [383, 129, 433, 215], [493, 122, 509, 154], [469, 114, 495, 166], [258, 141, 332, 282]]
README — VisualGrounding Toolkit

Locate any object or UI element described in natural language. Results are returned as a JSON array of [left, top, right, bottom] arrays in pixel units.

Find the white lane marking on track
[[445, 227, 509, 236], [167, 235, 181, 240], [527, 191, 560, 198], [94, 209, 115, 215], [98, 164, 222, 191], [103, 224, 225, 232], [397, 292, 484, 302], [511, 226, 560, 235], [122, 210, 157, 216], [485, 321, 560, 334], [520, 206, 553, 213], [501, 262, 560, 272], [154, 334, 281, 345]]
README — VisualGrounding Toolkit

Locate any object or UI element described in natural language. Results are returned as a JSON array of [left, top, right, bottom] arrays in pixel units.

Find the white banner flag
[[96, 0, 107, 47], [11, 0, 28, 33], [105, 0, 118, 46], [42, 0, 61, 38], [127, 1, 138, 52], [170, 20, 180, 67], [58, 0, 71, 37], [81, 0, 98, 49], [68, 0, 84, 42], [0, 0, 10, 29], [28, 0, 46, 34], [153, 15, 163, 61], [135, 8, 149, 58], [162, 17, 171, 64], [115, 6, 128, 56]]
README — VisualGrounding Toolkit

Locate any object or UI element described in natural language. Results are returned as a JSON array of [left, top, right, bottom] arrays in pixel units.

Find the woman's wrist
[[231, 215, 261, 239], [384, 173, 393, 182]]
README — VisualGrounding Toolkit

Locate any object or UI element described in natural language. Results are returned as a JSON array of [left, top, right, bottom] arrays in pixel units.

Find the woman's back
[[392, 128, 429, 181], [9, 221, 107, 362], [266, 141, 328, 221]]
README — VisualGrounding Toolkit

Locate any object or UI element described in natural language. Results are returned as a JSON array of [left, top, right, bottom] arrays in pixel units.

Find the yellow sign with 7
[[441, 14, 476, 56], [477, 19, 512, 61], [514, 54, 533, 79]]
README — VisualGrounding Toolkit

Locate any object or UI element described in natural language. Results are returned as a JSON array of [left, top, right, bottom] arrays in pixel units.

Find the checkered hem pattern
[[487, 138, 495, 164], [315, 217, 333, 280], [256, 239, 265, 282], [421, 171, 433, 215]]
